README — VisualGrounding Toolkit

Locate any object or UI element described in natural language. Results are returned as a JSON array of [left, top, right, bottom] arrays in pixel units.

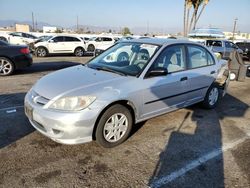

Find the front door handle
[[180, 77, 188, 81], [210, 70, 216, 74]]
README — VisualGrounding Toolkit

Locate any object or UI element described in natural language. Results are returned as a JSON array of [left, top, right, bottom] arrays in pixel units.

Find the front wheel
[[0, 57, 14, 76], [36, 47, 47, 57], [202, 84, 221, 109], [95, 104, 133, 148]]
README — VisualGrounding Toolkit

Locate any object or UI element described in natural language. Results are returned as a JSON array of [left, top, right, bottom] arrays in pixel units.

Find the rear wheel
[[0, 37, 7, 42], [0, 57, 14, 76], [95, 104, 133, 148], [87, 44, 95, 52], [74, 47, 85, 56], [36, 47, 47, 57], [202, 84, 221, 109], [117, 52, 129, 61]]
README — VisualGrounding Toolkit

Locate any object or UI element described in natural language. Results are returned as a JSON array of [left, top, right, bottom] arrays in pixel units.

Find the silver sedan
[[25, 39, 230, 148]]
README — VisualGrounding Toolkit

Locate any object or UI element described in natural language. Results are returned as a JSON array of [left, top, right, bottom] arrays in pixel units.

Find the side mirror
[[147, 67, 168, 77], [49, 40, 54, 43]]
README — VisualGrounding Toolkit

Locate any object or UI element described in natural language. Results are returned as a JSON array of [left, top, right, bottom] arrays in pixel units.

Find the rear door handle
[[180, 77, 188, 81], [210, 70, 216, 74]]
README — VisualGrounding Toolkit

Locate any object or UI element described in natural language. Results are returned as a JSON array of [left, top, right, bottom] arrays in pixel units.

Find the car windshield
[[87, 42, 160, 77], [40, 36, 53, 41]]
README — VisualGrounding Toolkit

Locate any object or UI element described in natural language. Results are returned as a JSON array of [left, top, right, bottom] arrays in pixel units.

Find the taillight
[[20, 47, 30, 54]]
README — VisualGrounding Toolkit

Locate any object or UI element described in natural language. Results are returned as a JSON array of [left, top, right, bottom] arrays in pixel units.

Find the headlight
[[248, 66, 250, 70], [48, 96, 96, 111]]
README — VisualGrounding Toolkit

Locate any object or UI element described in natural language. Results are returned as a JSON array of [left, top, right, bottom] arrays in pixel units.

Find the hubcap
[[103, 113, 128, 143], [76, 49, 83, 56], [208, 87, 219, 106], [0, 59, 12, 75], [37, 48, 46, 57]]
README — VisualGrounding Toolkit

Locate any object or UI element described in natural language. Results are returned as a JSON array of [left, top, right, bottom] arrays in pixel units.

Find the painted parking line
[[150, 134, 250, 188], [0, 105, 24, 112]]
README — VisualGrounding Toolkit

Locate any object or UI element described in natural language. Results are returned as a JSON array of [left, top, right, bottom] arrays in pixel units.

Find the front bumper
[[24, 91, 101, 145]]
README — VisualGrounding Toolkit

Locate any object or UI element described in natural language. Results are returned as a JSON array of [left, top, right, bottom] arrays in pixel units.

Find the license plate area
[[25, 103, 33, 120]]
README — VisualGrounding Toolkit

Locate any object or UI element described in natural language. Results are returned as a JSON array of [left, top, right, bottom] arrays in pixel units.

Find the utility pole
[[32, 12, 35, 32], [232, 18, 238, 42], [146, 20, 149, 35], [76, 15, 79, 33]]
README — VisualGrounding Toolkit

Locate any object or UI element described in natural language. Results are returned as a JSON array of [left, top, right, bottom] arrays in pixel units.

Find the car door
[[64, 36, 82, 52], [8, 32, 23, 44], [141, 45, 189, 119], [185, 44, 216, 105], [48, 36, 65, 53]]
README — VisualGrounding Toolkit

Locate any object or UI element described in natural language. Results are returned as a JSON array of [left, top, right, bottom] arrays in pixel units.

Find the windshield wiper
[[95, 66, 127, 76]]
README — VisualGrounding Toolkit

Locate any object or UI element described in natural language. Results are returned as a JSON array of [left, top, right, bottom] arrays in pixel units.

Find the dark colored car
[[235, 42, 250, 61], [0, 40, 33, 76]]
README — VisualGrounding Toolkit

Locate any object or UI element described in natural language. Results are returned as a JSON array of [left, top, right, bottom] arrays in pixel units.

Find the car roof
[[124, 38, 196, 46]]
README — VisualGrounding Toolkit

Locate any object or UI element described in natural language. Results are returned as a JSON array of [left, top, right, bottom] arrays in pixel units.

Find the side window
[[104, 37, 112, 42], [65, 37, 81, 42], [225, 41, 234, 48], [153, 45, 186, 73], [53, 36, 64, 42], [187, 45, 214, 68], [95, 37, 102, 42]]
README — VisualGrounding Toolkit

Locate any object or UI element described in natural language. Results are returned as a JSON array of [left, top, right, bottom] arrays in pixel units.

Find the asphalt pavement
[[0, 56, 249, 188]]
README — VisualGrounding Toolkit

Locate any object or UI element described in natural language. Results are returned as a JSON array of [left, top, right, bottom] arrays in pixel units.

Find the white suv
[[35, 35, 86, 57], [86, 36, 119, 52]]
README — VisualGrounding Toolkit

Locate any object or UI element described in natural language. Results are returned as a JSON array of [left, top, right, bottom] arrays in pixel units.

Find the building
[[43, 26, 57, 33], [15, 24, 30, 32]]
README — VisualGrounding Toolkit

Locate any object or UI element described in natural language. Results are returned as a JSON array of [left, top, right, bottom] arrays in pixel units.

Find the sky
[[0, 0, 250, 33]]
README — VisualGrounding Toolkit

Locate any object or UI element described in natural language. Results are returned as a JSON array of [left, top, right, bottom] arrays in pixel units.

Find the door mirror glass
[[147, 67, 168, 77]]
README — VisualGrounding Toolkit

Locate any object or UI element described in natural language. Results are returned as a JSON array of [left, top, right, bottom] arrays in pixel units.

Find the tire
[[74, 47, 85, 57], [95, 104, 133, 148], [117, 52, 129, 61], [202, 84, 221, 109], [36, 47, 47, 57], [87, 44, 95, 52], [0, 57, 14, 76]]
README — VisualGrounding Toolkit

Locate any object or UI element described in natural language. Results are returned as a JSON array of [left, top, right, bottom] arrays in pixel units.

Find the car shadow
[[14, 61, 81, 75], [0, 93, 35, 149], [148, 94, 249, 187]]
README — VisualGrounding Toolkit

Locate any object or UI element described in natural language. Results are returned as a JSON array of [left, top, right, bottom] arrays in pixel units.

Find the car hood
[[33, 65, 128, 99]]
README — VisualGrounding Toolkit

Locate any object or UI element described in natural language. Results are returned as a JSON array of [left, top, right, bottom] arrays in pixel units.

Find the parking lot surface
[[0, 56, 249, 188]]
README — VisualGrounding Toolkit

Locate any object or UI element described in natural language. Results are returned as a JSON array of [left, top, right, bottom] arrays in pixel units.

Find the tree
[[121, 27, 131, 36], [183, 0, 210, 36]]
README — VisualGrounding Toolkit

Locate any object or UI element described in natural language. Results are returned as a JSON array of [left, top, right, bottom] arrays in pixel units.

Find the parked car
[[205, 39, 243, 60], [0, 32, 38, 45], [86, 36, 119, 52], [235, 41, 250, 61], [34, 35, 86, 57], [0, 40, 32, 76], [24, 39, 229, 148]]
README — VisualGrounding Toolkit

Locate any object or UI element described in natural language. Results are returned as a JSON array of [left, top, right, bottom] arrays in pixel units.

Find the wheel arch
[[92, 100, 137, 140], [74, 46, 85, 52], [0, 56, 15, 69], [36, 46, 49, 53]]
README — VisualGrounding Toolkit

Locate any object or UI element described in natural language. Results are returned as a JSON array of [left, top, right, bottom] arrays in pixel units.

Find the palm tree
[[184, 0, 193, 36], [183, 0, 210, 36], [193, 0, 209, 30]]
